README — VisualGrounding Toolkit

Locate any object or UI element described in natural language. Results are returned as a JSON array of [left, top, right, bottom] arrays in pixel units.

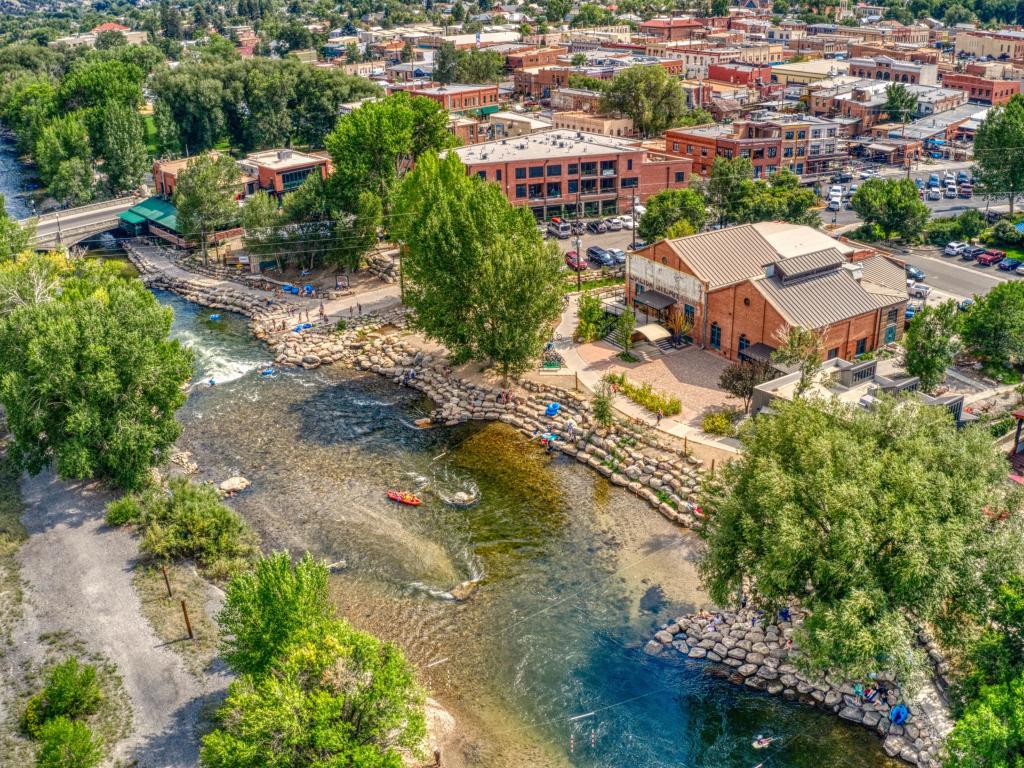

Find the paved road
[[25, 197, 140, 245], [906, 250, 1017, 300]]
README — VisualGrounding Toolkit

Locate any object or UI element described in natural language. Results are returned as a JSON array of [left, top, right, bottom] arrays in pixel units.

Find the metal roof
[[665, 224, 780, 290], [120, 196, 178, 232], [754, 269, 885, 329], [858, 254, 907, 297], [635, 289, 677, 311], [771, 247, 845, 281]]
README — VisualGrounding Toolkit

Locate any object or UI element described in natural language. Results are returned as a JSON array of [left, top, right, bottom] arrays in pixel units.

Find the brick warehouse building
[[452, 130, 693, 220], [625, 222, 907, 362]]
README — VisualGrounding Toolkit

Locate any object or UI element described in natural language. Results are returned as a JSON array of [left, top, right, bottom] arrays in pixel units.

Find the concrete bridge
[[21, 196, 142, 250]]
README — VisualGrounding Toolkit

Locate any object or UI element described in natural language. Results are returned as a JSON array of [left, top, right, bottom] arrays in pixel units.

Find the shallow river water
[[164, 292, 898, 768]]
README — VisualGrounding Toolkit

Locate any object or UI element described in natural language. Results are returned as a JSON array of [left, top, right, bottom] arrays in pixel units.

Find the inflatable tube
[[208, 314, 221, 320]]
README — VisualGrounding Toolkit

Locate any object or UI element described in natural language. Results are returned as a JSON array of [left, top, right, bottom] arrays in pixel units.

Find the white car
[[858, 169, 878, 179], [944, 241, 967, 257], [828, 184, 844, 197], [927, 188, 941, 201], [619, 216, 635, 229], [907, 281, 932, 299], [826, 198, 841, 211]]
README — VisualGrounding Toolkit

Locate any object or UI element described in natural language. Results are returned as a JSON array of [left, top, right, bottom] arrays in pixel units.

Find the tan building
[[955, 30, 1024, 62], [551, 111, 635, 137], [771, 58, 850, 85]]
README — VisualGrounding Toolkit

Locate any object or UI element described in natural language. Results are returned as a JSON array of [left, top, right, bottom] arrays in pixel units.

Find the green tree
[[173, 153, 240, 263], [572, 2, 615, 26], [392, 152, 563, 382], [674, 107, 713, 127], [665, 219, 696, 238], [637, 188, 707, 242], [599, 65, 686, 137], [329, 191, 382, 272], [718, 360, 775, 413], [202, 619, 425, 768], [961, 281, 1024, 367], [974, 94, 1024, 213], [49, 158, 94, 207], [97, 102, 148, 194], [0, 260, 194, 490], [771, 325, 824, 397], [591, 380, 615, 428], [94, 29, 128, 50], [698, 395, 1017, 681], [35, 717, 103, 768], [58, 59, 144, 111], [0, 75, 58, 155], [0, 195, 33, 262], [217, 551, 332, 677], [325, 92, 455, 213], [705, 156, 755, 224], [34, 113, 91, 188], [883, 82, 919, 124], [434, 41, 459, 84], [904, 300, 961, 392], [456, 48, 504, 83], [851, 177, 929, 241], [744, 169, 821, 226], [615, 309, 636, 358], [241, 190, 287, 271], [547, 0, 573, 20], [571, 52, 587, 67]]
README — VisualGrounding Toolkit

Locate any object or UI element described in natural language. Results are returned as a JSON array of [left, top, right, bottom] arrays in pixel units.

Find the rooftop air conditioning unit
[[277, 149, 293, 160]]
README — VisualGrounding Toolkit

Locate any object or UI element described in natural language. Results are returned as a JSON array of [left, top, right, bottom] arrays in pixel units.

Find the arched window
[[710, 322, 721, 350]]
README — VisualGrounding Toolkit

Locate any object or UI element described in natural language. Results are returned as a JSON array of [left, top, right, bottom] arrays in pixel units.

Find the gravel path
[[10, 471, 228, 767]]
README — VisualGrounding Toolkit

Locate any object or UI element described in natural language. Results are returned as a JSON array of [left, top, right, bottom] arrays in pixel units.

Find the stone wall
[[646, 610, 950, 768]]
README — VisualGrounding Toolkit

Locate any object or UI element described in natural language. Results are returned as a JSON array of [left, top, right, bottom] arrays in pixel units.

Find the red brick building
[[941, 72, 1021, 105], [409, 83, 502, 115], [625, 222, 907, 361], [238, 149, 331, 197], [706, 62, 773, 87], [664, 114, 844, 179], [452, 129, 692, 219], [639, 17, 705, 41], [505, 46, 568, 70]]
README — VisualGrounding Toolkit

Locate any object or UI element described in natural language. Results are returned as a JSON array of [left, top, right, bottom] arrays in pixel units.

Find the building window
[[528, 183, 543, 198], [700, 148, 708, 156], [686, 144, 693, 153], [710, 322, 721, 349], [827, 347, 839, 360], [783, 146, 793, 158], [785, 130, 794, 140], [621, 177, 639, 188], [600, 160, 616, 175], [568, 163, 578, 175], [856, 338, 867, 356], [767, 147, 777, 158], [547, 182, 562, 197], [477, 171, 487, 179], [529, 165, 544, 178], [797, 130, 806, 139], [672, 142, 680, 152], [675, 171, 685, 183], [515, 167, 526, 179], [280, 166, 316, 191], [496, 169, 502, 181], [738, 334, 749, 353], [627, 159, 633, 170], [568, 179, 579, 193], [515, 184, 526, 198], [684, 304, 695, 326], [600, 178, 615, 192], [581, 162, 598, 176], [548, 164, 561, 176]]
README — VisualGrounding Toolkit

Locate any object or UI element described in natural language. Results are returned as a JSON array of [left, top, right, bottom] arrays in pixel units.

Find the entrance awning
[[739, 342, 776, 363], [635, 323, 671, 343], [866, 142, 897, 153], [634, 289, 676, 311]]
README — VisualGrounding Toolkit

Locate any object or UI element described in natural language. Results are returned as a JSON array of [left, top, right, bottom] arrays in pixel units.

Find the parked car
[[547, 218, 572, 239], [587, 246, 614, 266], [858, 168, 879, 179], [564, 250, 586, 271], [958, 184, 973, 198], [927, 187, 941, 200], [907, 281, 932, 298], [959, 298, 975, 312], [977, 248, 1006, 265], [826, 198, 841, 211], [944, 185, 958, 198], [944, 241, 967, 257], [928, 173, 941, 187], [905, 304, 919, 321], [606, 247, 627, 264], [620, 216, 635, 229], [586, 220, 608, 234], [571, 220, 586, 235], [961, 245, 987, 261], [905, 264, 925, 281], [631, 239, 649, 250], [957, 171, 970, 185], [914, 178, 924, 189], [998, 256, 1023, 271], [604, 217, 623, 231], [831, 171, 853, 183], [1016, 263, 1024, 276], [828, 184, 844, 198]]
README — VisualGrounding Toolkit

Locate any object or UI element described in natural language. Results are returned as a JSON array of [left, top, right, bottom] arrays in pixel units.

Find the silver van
[[547, 218, 571, 239]]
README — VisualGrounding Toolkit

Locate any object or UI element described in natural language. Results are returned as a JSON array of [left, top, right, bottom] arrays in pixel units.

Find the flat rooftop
[[243, 149, 326, 170], [413, 83, 496, 94], [453, 129, 641, 164]]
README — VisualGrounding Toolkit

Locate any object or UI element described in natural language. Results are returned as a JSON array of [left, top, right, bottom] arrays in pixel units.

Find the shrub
[[22, 658, 102, 737], [925, 210, 986, 247], [132, 478, 259, 578], [334, 319, 347, 333], [602, 372, 681, 417], [35, 717, 103, 768], [104, 496, 141, 527], [992, 218, 1022, 245], [574, 293, 614, 342], [847, 222, 885, 242], [591, 381, 615, 428], [989, 414, 1015, 438], [702, 411, 736, 437]]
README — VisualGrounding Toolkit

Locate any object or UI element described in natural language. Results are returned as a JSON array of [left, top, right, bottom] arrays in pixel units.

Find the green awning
[[121, 196, 179, 232], [119, 210, 146, 225]]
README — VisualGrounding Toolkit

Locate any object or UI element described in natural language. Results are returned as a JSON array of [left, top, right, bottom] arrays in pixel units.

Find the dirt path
[[11, 471, 227, 767]]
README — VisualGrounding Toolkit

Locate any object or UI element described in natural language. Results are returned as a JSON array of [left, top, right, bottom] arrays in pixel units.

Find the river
[[0, 133, 34, 219], [160, 291, 899, 768]]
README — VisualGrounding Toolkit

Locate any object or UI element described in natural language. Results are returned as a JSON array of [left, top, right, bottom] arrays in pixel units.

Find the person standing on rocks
[[656, 409, 664, 426]]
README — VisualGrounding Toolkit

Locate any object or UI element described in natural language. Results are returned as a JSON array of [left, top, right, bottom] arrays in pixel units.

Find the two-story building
[[451, 129, 692, 220], [625, 222, 907, 362], [408, 83, 502, 116]]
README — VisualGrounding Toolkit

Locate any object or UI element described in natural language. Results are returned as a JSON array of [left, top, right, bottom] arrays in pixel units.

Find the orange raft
[[387, 489, 422, 506]]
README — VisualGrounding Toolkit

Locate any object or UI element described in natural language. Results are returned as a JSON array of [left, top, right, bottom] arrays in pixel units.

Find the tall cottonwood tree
[[974, 94, 1024, 213]]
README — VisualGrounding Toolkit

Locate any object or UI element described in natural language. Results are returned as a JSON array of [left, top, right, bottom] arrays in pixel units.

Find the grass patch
[[701, 408, 742, 437], [0, 437, 27, 645], [133, 564, 220, 677], [142, 115, 158, 156], [562, 276, 622, 294], [980, 362, 1023, 384], [603, 372, 682, 417]]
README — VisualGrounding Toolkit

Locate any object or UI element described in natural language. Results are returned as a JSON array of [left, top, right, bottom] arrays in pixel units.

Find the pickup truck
[[976, 248, 1006, 266], [907, 281, 932, 299]]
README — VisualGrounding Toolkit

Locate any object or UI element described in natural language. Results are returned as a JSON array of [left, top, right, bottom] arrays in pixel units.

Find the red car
[[976, 248, 1006, 266], [564, 250, 586, 271]]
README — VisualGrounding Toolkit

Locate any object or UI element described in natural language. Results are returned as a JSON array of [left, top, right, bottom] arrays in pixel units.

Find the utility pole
[[631, 194, 638, 250]]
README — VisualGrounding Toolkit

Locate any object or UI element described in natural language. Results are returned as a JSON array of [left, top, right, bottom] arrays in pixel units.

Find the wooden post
[[711, 458, 716, 474], [683, 436, 688, 454], [181, 600, 194, 640], [161, 564, 172, 598]]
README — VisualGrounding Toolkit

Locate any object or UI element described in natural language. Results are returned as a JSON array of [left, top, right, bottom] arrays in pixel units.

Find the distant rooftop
[[242, 149, 326, 171], [453, 129, 641, 164]]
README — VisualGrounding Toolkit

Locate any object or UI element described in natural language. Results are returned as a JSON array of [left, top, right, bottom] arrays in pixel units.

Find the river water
[[161, 292, 899, 768], [0, 134, 34, 219]]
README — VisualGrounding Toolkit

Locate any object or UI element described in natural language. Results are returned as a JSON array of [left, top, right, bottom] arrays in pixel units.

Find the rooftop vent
[[277, 149, 293, 160]]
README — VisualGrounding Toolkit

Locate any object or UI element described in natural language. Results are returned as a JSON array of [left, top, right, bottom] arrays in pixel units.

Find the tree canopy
[[960, 281, 1024, 368], [699, 396, 1020, 682], [974, 93, 1024, 213], [392, 152, 563, 381], [637, 188, 708, 242], [850, 177, 929, 242], [705, 159, 819, 226], [903, 300, 960, 392], [173, 153, 242, 260], [0, 195, 33, 262], [599, 65, 686, 137], [0, 258, 193, 490], [883, 82, 919, 124]]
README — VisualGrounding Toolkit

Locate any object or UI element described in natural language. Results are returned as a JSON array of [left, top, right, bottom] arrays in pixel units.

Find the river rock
[[219, 476, 250, 493], [655, 630, 674, 644], [450, 579, 480, 601], [687, 647, 707, 659], [643, 641, 663, 656], [839, 706, 864, 724], [737, 663, 758, 677]]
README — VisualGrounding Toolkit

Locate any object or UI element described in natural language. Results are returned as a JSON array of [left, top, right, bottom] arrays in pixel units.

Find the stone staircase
[[602, 332, 663, 362]]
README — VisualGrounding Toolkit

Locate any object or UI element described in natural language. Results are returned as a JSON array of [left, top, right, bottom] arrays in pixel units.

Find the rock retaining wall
[[646, 610, 950, 767]]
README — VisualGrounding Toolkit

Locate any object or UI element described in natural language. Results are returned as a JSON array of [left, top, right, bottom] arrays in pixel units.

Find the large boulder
[[219, 476, 250, 494]]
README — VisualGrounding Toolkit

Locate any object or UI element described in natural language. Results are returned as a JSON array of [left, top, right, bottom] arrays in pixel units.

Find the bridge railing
[[20, 195, 142, 226], [31, 217, 123, 247]]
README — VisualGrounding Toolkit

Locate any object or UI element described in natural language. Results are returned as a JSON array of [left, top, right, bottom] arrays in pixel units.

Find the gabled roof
[[753, 268, 885, 329], [121, 196, 178, 232]]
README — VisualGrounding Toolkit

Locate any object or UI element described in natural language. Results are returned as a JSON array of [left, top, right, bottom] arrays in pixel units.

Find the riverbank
[[647, 610, 954, 768]]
